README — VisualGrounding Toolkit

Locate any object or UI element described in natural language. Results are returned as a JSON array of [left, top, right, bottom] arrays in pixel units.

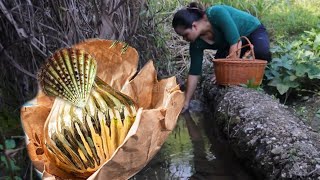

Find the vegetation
[[265, 27, 320, 96], [203, 0, 320, 39]]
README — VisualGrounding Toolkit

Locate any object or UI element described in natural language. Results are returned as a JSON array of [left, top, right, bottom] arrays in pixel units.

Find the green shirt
[[189, 5, 261, 75]]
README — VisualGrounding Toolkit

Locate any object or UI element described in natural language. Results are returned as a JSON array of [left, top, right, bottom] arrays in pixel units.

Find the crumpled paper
[[20, 39, 184, 179]]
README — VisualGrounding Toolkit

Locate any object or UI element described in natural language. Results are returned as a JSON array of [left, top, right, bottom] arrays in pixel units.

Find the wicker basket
[[213, 36, 267, 86]]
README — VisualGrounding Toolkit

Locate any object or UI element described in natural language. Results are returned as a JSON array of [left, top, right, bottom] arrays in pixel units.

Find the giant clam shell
[[38, 48, 97, 108], [21, 39, 185, 180], [43, 78, 137, 178]]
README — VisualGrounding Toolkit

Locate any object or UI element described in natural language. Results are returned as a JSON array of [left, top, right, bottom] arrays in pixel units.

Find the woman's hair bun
[[187, 2, 203, 10]]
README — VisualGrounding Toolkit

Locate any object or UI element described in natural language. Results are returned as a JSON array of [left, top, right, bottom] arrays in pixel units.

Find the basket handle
[[226, 36, 255, 60]]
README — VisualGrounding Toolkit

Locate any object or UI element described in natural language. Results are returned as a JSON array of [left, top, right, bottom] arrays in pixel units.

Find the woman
[[172, 2, 271, 112]]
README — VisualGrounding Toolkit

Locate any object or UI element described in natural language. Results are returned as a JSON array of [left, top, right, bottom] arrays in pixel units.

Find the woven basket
[[213, 36, 267, 86]]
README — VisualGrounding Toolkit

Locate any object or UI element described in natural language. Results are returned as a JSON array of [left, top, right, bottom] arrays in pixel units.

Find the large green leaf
[[268, 77, 299, 95], [276, 84, 291, 95], [266, 27, 320, 95], [314, 34, 320, 47], [5, 139, 16, 149], [295, 63, 309, 77], [307, 65, 320, 79]]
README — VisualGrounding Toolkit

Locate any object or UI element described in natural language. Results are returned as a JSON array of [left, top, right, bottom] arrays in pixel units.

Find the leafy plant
[[262, 2, 320, 39], [316, 109, 320, 119], [240, 79, 263, 91], [0, 135, 22, 180], [265, 26, 320, 96]]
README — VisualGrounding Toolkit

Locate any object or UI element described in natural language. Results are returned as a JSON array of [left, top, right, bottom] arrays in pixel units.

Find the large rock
[[202, 79, 320, 179]]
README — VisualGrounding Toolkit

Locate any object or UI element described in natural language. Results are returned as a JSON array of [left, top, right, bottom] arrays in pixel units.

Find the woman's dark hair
[[172, 2, 205, 29]]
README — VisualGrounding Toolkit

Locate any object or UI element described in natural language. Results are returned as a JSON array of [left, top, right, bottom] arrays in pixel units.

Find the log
[[202, 79, 320, 179]]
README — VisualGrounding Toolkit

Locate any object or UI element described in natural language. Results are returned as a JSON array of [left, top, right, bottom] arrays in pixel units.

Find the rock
[[271, 147, 283, 155], [203, 79, 320, 179]]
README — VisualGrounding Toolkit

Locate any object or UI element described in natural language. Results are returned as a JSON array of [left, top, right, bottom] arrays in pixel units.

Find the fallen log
[[202, 79, 320, 179]]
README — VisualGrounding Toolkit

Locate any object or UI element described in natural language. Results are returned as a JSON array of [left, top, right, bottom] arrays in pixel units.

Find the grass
[[261, 0, 320, 40]]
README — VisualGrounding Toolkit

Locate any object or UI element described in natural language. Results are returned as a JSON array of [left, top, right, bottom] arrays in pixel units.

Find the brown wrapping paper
[[20, 39, 184, 179]]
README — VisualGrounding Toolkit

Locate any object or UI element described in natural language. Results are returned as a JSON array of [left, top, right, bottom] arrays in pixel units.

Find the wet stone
[[271, 147, 283, 155], [203, 84, 320, 179]]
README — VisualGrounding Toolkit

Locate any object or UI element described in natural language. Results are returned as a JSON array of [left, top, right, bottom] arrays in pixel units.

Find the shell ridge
[[74, 49, 83, 100], [46, 65, 74, 100], [70, 49, 82, 102], [78, 50, 86, 101], [60, 128, 87, 170], [61, 49, 80, 104], [56, 51, 79, 100]]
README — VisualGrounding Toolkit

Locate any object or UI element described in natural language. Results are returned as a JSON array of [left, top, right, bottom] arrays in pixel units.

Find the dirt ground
[[289, 94, 320, 132]]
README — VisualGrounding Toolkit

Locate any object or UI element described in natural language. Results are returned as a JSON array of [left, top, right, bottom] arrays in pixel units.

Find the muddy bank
[[202, 78, 320, 179]]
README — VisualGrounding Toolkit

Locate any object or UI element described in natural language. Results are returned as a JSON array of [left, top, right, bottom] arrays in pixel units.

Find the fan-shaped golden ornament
[[38, 47, 137, 177], [38, 48, 97, 108]]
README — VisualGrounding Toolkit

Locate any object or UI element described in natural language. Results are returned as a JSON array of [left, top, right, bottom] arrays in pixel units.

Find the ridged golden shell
[[43, 78, 137, 178], [44, 79, 136, 177], [38, 48, 97, 108]]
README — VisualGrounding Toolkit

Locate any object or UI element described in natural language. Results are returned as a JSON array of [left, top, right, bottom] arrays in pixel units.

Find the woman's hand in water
[[181, 102, 190, 113]]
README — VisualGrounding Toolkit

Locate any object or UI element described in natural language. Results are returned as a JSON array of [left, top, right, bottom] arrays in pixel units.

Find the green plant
[[262, 4, 320, 39], [0, 111, 39, 179], [0, 135, 22, 180], [265, 26, 320, 96], [316, 109, 320, 119], [201, 0, 320, 39], [240, 79, 263, 91], [201, 0, 276, 18]]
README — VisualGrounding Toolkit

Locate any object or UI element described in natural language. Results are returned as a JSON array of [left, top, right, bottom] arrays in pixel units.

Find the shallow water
[[132, 111, 254, 180]]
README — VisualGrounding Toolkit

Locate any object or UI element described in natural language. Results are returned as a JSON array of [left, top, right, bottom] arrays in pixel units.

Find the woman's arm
[[183, 75, 200, 112], [184, 42, 203, 112], [228, 41, 242, 59]]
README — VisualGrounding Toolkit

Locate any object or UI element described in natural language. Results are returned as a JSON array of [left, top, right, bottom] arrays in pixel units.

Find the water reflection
[[132, 110, 253, 180]]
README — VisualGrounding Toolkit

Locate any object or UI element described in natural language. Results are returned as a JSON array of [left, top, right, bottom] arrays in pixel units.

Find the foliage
[[143, 0, 205, 79], [0, 0, 147, 110], [201, 0, 276, 18], [265, 26, 320, 95], [0, 110, 32, 179], [0, 137, 21, 180], [197, 0, 320, 40], [262, 1, 320, 39], [316, 109, 320, 119], [0, 114, 41, 179], [240, 79, 263, 91], [0, 108, 22, 135]]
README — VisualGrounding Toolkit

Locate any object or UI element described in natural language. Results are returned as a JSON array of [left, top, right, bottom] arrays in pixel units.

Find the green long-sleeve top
[[189, 5, 261, 75]]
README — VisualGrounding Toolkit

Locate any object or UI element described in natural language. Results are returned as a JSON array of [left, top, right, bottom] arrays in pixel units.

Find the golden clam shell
[[38, 48, 97, 108], [43, 78, 137, 177], [38, 43, 138, 178]]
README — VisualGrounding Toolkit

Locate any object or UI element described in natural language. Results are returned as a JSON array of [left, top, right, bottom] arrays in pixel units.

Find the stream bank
[[201, 77, 320, 179]]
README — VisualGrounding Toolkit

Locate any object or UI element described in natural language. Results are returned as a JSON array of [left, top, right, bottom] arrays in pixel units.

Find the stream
[[132, 108, 254, 180]]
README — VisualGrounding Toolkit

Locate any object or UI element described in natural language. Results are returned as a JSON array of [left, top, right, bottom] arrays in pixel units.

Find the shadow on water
[[132, 109, 254, 180]]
